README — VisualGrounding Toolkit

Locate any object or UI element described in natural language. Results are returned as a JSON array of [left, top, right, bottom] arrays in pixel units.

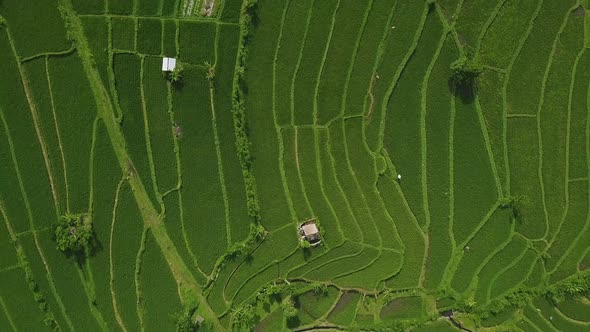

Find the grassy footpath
[[58, 0, 223, 329]]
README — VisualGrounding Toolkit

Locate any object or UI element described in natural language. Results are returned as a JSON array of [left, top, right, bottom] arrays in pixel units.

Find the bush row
[[231, 0, 261, 222], [17, 244, 59, 329], [456, 270, 590, 319]]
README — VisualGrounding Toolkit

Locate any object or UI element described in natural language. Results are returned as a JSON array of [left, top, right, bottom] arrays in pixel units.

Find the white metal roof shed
[[162, 57, 177, 72]]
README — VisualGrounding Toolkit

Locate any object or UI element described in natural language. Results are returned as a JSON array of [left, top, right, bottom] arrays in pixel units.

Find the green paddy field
[[0, 0, 589, 330]]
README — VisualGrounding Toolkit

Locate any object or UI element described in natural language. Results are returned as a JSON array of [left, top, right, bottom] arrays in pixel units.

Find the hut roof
[[162, 57, 177, 71], [301, 223, 319, 236]]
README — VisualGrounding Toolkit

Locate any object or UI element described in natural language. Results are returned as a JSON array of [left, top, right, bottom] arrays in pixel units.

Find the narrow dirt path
[[109, 178, 128, 332]]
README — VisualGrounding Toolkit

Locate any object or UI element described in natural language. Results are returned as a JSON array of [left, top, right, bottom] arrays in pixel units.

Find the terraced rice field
[[0, 0, 589, 330]]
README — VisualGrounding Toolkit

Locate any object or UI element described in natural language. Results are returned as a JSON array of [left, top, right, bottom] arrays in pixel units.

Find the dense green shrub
[[232, 304, 256, 329], [449, 56, 483, 101], [231, 0, 262, 221], [175, 311, 194, 332], [547, 273, 590, 302], [167, 63, 184, 85], [282, 296, 298, 318], [450, 56, 483, 85], [53, 213, 94, 254]]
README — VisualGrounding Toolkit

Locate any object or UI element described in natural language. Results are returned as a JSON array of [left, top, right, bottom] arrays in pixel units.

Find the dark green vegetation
[[0, 0, 589, 331], [52, 214, 94, 255]]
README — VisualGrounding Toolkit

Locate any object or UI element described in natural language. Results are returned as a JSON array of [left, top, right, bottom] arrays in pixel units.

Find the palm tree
[[168, 64, 184, 85]]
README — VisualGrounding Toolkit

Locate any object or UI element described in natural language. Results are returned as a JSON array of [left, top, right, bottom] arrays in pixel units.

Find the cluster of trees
[[449, 56, 483, 101], [231, 280, 298, 329], [231, 303, 256, 329], [234, 280, 333, 329], [547, 273, 589, 303], [459, 272, 590, 322], [52, 213, 94, 256], [174, 310, 197, 332]]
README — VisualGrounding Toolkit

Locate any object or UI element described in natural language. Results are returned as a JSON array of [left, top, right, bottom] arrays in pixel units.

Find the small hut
[[162, 57, 177, 72], [298, 219, 321, 246], [193, 315, 204, 326]]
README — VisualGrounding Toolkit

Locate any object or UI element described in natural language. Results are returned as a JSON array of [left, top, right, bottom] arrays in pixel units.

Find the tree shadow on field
[[70, 236, 103, 267], [243, 252, 254, 265], [302, 247, 312, 260], [248, 3, 259, 28], [239, 77, 249, 95], [448, 77, 477, 104]]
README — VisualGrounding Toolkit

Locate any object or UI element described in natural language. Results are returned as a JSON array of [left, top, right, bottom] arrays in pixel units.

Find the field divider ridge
[[375, 2, 429, 154], [208, 70, 234, 249], [549, 54, 590, 276], [18, 46, 76, 65], [76, 258, 108, 329], [525, 301, 561, 332], [534, 4, 579, 241], [381, 151, 429, 286], [473, 0, 508, 56], [270, 0, 298, 230], [502, 0, 544, 195], [0, 296, 17, 331], [440, 0, 504, 201], [463, 226, 515, 298], [0, 202, 68, 330], [106, 16, 124, 121], [336, 122, 382, 248], [420, 26, 448, 232], [441, 203, 500, 291], [475, 96, 504, 197], [109, 176, 129, 332], [543, 48, 585, 273], [521, 314, 545, 332], [329, 122, 387, 280], [281, 132, 367, 277], [166, 80, 206, 279], [447, 94, 457, 266], [58, 0, 223, 327], [312, 0, 341, 125], [360, 0, 398, 121], [217, 240, 266, 312], [440, 0, 465, 56], [321, 130, 363, 240], [326, 0, 373, 125], [5, 27, 62, 217], [134, 227, 148, 330], [293, 128, 319, 232], [313, 128, 347, 243], [83, 117, 109, 329], [0, 110, 76, 330], [139, 56, 165, 211], [289, 0, 314, 125], [288, 128, 368, 277], [45, 55, 71, 212], [360, 128, 404, 251], [483, 236, 532, 302]]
